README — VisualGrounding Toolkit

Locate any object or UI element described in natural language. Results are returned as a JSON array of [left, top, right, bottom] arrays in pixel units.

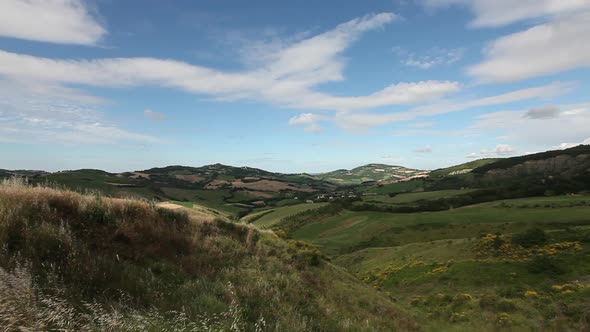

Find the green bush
[[512, 228, 547, 248], [527, 256, 567, 275], [479, 295, 517, 312]]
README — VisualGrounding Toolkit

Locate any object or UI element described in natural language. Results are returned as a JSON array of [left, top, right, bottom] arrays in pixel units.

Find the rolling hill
[[266, 147, 590, 330], [5, 164, 337, 217], [313, 163, 429, 185], [3, 145, 590, 330]]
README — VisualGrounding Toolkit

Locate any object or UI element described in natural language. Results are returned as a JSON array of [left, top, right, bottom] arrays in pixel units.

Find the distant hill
[[313, 163, 428, 185], [4, 146, 589, 216], [0, 169, 47, 179], [1, 163, 430, 215], [429, 158, 500, 177], [2, 164, 336, 217], [472, 144, 590, 177], [419, 145, 590, 200]]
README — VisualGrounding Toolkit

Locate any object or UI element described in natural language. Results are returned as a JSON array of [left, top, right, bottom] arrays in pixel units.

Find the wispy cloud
[[0, 0, 106, 45], [0, 13, 460, 115], [555, 138, 590, 150], [330, 81, 573, 131], [396, 47, 464, 69], [144, 109, 166, 121], [472, 102, 590, 147], [421, 0, 590, 27], [523, 105, 560, 119], [0, 80, 161, 145], [410, 121, 434, 128], [468, 12, 590, 82], [466, 144, 517, 158], [414, 146, 433, 153], [288, 113, 328, 132]]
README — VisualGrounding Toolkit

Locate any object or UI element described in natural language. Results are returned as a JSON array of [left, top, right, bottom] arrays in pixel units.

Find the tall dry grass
[[0, 262, 256, 331], [0, 178, 415, 331]]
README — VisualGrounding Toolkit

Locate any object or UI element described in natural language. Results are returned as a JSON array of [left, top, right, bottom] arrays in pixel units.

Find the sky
[[0, 0, 589, 173]]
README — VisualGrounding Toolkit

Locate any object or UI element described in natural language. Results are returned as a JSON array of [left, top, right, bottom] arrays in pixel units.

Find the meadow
[[249, 203, 329, 228], [290, 195, 590, 255], [362, 189, 476, 204], [278, 193, 590, 330]]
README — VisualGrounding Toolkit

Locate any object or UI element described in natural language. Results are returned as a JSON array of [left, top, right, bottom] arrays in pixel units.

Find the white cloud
[[414, 146, 433, 153], [422, 0, 590, 27], [303, 123, 323, 133], [289, 113, 328, 132], [0, 0, 106, 45], [472, 102, 590, 147], [398, 47, 464, 69], [332, 81, 573, 131], [0, 79, 161, 144], [555, 139, 590, 149], [382, 154, 397, 159], [0, 13, 460, 114], [394, 128, 473, 137], [468, 12, 590, 82], [144, 109, 166, 121], [410, 121, 434, 128], [523, 105, 560, 119], [466, 144, 517, 158], [290, 81, 460, 111]]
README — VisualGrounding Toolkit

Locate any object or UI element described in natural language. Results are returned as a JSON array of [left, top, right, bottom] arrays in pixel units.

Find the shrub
[[479, 295, 517, 312], [512, 228, 547, 248], [496, 312, 512, 327], [527, 256, 567, 275]]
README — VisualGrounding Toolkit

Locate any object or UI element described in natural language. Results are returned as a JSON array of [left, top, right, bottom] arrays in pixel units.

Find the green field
[[160, 187, 249, 214], [277, 193, 590, 330], [363, 189, 476, 204], [359, 179, 425, 194], [290, 196, 590, 255], [251, 203, 329, 227]]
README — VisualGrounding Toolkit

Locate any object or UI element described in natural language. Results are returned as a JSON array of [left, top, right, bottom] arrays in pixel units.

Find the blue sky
[[0, 0, 589, 173]]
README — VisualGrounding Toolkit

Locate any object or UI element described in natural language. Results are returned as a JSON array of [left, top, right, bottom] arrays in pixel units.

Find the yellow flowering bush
[[496, 312, 512, 327], [473, 233, 582, 261], [524, 290, 539, 298], [427, 266, 448, 275], [449, 312, 467, 323]]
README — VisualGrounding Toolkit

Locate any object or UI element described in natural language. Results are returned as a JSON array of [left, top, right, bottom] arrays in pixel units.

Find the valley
[[1, 145, 590, 331]]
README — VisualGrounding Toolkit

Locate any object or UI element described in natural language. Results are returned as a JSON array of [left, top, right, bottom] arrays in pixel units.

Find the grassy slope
[[314, 164, 425, 185], [358, 179, 425, 194], [429, 159, 500, 177], [28, 166, 336, 218], [362, 189, 476, 204], [250, 203, 329, 228], [0, 180, 415, 331], [277, 193, 590, 331], [290, 195, 590, 255]]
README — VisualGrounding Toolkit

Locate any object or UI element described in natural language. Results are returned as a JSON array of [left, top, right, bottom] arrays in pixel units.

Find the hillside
[[429, 159, 500, 177], [0, 179, 415, 331], [14, 165, 336, 217], [271, 193, 590, 330], [3, 146, 590, 330], [313, 164, 428, 185], [473, 145, 590, 178]]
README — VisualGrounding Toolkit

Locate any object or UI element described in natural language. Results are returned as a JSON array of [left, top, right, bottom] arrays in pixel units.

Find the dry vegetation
[[0, 178, 414, 331], [231, 180, 315, 193]]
